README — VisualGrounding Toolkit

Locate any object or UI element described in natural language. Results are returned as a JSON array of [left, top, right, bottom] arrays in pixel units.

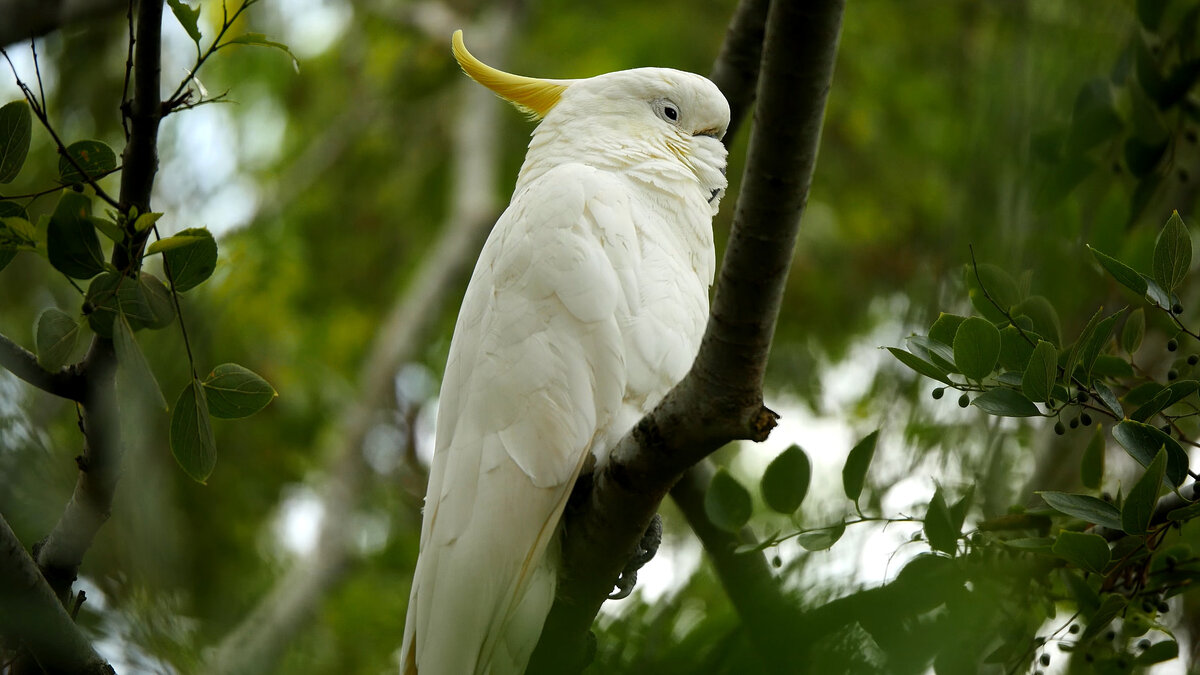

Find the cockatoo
[[400, 31, 729, 675]]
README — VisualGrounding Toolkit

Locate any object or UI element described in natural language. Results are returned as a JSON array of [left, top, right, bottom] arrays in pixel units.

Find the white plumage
[[400, 31, 729, 675]]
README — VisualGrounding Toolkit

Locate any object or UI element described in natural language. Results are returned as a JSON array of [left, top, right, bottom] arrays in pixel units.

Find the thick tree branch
[[0, 0, 125, 49], [0, 513, 114, 674], [202, 10, 513, 673], [708, 0, 769, 144], [0, 332, 84, 401], [529, 1, 845, 670], [35, 0, 164, 604]]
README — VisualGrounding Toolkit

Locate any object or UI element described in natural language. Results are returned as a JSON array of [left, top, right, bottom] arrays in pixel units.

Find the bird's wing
[[402, 164, 639, 675]]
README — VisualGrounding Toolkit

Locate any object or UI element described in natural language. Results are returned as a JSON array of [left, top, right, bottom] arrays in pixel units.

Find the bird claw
[[608, 514, 663, 600]]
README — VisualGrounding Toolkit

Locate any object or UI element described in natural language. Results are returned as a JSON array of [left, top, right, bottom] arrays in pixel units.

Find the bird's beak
[[452, 30, 573, 119]]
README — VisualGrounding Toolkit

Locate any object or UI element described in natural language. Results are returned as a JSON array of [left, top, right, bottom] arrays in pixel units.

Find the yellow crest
[[452, 30, 570, 119]]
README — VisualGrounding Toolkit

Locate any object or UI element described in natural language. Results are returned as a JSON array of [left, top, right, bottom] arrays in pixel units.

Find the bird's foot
[[608, 513, 663, 600]]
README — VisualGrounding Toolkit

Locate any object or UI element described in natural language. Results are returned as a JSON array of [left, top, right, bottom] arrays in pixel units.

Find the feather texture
[[401, 45, 729, 675]]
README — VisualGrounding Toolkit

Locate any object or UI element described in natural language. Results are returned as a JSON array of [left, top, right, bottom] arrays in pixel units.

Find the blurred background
[[1, 0, 1196, 672]]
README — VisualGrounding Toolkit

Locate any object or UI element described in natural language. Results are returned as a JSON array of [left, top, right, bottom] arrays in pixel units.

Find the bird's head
[[452, 31, 730, 211]]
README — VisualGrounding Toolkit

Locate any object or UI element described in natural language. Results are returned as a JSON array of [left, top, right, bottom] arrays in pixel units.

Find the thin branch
[[35, 0, 165, 603], [0, 332, 85, 401], [0, 513, 114, 674], [0, 165, 123, 201], [162, 0, 259, 114], [530, 1, 846, 670]]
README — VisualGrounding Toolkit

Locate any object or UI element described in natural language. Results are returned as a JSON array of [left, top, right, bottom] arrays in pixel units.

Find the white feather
[[401, 64, 729, 675]]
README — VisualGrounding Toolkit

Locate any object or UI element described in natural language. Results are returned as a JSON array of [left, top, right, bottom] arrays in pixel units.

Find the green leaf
[[1092, 354, 1134, 378], [1088, 245, 1148, 296], [161, 227, 217, 292], [85, 271, 175, 337], [202, 363, 276, 419], [1078, 309, 1123, 383], [1094, 381, 1124, 419], [760, 444, 811, 514], [997, 325, 1036, 372], [89, 216, 125, 244], [112, 313, 167, 410], [1143, 275, 1177, 310], [1061, 569, 1100, 613], [1063, 307, 1104, 385], [1022, 340, 1057, 405], [1122, 447, 1166, 535], [797, 520, 845, 551], [886, 347, 951, 386], [1135, 640, 1179, 665], [1122, 307, 1146, 354], [1012, 296, 1062, 346], [1113, 420, 1188, 487], [967, 263, 1021, 313], [1081, 423, 1105, 490], [1052, 530, 1111, 574], [704, 468, 752, 533], [58, 140, 117, 186], [1131, 380, 1199, 422], [146, 233, 207, 254], [1166, 500, 1200, 522], [1083, 594, 1127, 641], [170, 379, 217, 483], [1038, 491, 1123, 530], [0, 100, 31, 183], [47, 192, 104, 279], [927, 313, 966, 347], [842, 430, 879, 503], [970, 388, 1040, 417], [34, 308, 79, 372], [924, 486, 959, 555], [166, 0, 202, 43], [906, 335, 956, 372], [132, 211, 163, 233], [227, 32, 299, 72], [1153, 211, 1191, 294], [953, 317, 1001, 381]]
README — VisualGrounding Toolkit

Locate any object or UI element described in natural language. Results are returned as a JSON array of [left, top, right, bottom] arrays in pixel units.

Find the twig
[[162, 0, 260, 114], [0, 331, 84, 400]]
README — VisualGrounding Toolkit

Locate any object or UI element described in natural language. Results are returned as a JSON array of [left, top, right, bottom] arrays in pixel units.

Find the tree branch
[[35, 0, 164, 603], [0, 0, 126, 49], [529, 1, 845, 670], [0, 513, 114, 674], [0, 331, 84, 401], [707, 0, 770, 145], [201, 10, 514, 673]]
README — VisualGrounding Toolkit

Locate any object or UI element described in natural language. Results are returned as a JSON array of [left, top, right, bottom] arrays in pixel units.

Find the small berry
[[958, 393, 969, 408], [1068, 624, 1080, 634], [1138, 639, 1152, 651], [932, 387, 945, 400], [1190, 354, 1199, 366], [1159, 600, 1170, 613], [1081, 412, 1092, 426], [1168, 338, 1179, 352], [1174, 303, 1184, 314], [1162, 423, 1172, 434], [1105, 630, 1116, 641], [1054, 421, 1065, 435], [1040, 653, 1050, 666], [1076, 391, 1090, 404], [1169, 369, 1179, 380], [772, 555, 782, 568], [1069, 418, 1079, 429]]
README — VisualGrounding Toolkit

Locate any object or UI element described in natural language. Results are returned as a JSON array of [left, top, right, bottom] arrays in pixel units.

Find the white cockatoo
[[400, 31, 729, 675]]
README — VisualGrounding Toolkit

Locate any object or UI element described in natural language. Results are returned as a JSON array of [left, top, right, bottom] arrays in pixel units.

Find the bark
[[0, 514, 114, 674], [0, 0, 125, 49], [529, 1, 846, 671]]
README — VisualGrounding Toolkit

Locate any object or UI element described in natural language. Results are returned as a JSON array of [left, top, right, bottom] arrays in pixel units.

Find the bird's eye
[[653, 99, 681, 125]]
